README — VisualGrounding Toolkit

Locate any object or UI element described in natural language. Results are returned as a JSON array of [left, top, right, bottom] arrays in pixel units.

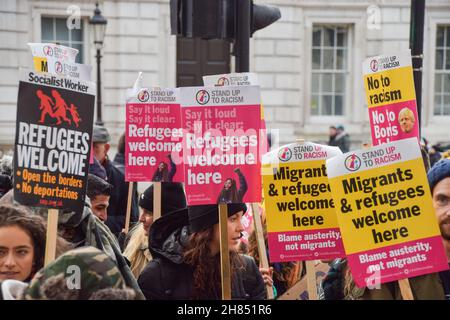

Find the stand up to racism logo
[[344, 154, 362, 171], [195, 89, 210, 105], [278, 147, 292, 162]]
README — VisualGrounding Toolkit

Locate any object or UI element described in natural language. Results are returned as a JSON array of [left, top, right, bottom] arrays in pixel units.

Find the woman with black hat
[[123, 182, 186, 278], [138, 203, 266, 300]]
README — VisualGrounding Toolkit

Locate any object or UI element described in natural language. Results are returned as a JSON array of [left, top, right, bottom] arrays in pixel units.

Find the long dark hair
[[153, 162, 168, 182], [0, 205, 46, 280], [217, 178, 238, 203], [183, 227, 243, 299]]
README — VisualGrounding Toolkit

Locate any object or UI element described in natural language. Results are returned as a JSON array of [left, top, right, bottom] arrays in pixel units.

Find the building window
[[311, 25, 348, 116], [41, 17, 84, 63], [435, 26, 450, 116]]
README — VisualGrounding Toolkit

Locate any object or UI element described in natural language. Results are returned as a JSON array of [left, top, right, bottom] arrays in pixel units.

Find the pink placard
[[347, 235, 449, 288], [369, 100, 419, 146], [267, 228, 345, 262], [125, 99, 183, 182], [89, 141, 94, 164], [182, 105, 262, 205]]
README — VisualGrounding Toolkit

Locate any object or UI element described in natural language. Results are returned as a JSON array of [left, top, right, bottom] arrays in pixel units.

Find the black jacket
[[329, 132, 350, 153], [138, 209, 266, 300], [103, 158, 139, 236]]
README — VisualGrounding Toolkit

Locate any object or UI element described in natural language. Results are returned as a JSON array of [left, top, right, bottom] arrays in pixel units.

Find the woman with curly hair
[[138, 203, 266, 300]]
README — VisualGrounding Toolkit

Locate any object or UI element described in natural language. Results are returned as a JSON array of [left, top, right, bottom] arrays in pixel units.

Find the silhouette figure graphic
[[36, 90, 55, 123], [68, 104, 81, 127], [51, 90, 72, 125]]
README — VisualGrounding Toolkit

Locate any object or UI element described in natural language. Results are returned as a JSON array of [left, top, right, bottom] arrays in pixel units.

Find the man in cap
[[92, 125, 138, 237]]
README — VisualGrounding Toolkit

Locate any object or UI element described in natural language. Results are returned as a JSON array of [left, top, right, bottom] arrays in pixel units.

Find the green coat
[[347, 272, 446, 300]]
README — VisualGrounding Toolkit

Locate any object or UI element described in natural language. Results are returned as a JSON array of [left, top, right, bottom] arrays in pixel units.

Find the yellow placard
[[363, 66, 416, 108], [263, 160, 338, 233], [329, 158, 441, 254], [33, 57, 48, 73]]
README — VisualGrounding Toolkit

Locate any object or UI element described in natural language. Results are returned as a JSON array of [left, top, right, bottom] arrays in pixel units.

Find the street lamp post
[[89, 2, 107, 126]]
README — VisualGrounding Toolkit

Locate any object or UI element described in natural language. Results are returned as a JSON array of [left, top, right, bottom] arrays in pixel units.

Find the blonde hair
[[123, 224, 152, 278], [398, 107, 415, 122]]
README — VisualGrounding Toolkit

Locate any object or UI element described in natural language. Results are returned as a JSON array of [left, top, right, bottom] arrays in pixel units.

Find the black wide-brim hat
[[149, 207, 189, 256], [188, 203, 247, 233]]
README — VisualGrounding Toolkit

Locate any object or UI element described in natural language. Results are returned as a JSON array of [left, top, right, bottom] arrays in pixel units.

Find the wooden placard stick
[[278, 275, 304, 300], [295, 138, 319, 299], [123, 182, 134, 234], [398, 278, 414, 300], [44, 208, 59, 266], [305, 260, 318, 300], [251, 203, 274, 300], [153, 182, 162, 221], [219, 203, 231, 300]]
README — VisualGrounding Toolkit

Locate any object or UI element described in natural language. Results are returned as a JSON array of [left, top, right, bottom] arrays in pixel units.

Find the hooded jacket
[[137, 208, 266, 300], [21, 246, 136, 300], [61, 200, 145, 299]]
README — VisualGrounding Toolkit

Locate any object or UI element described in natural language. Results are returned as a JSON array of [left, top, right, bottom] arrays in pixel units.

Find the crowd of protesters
[[0, 124, 449, 300]]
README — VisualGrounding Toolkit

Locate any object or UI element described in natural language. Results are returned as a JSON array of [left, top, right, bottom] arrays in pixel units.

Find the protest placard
[[180, 86, 262, 205], [326, 138, 448, 287], [203, 72, 268, 155], [203, 72, 259, 87], [203, 74, 273, 297], [262, 142, 344, 263], [125, 87, 183, 182], [278, 261, 330, 300], [42, 57, 92, 81], [28, 43, 84, 79], [28, 43, 79, 63], [13, 69, 95, 214], [363, 51, 419, 145]]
